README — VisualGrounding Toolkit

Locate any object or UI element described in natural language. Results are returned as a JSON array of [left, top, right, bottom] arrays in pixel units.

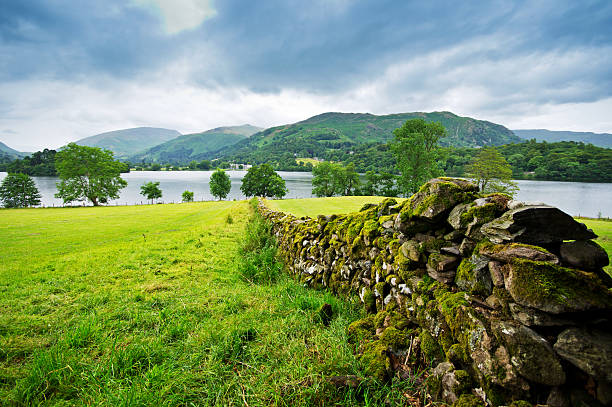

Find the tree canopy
[[140, 181, 162, 203], [0, 173, 42, 208], [182, 190, 194, 202], [311, 162, 361, 197], [55, 143, 128, 206], [240, 164, 287, 198], [210, 168, 231, 200], [391, 119, 446, 196], [465, 147, 518, 196]]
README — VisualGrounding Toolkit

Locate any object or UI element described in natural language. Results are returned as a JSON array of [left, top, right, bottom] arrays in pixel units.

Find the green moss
[[419, 330, 444, 363], [379, 326, 411, 349], [345, 219, 364, 243], [388, 311, 411, 330], [358, 341, 391, 382], [452, 370, 473, 395], [361, 219, 379, 240], [452, 394, 485, 407], [509, 257, 612, 311], [459, 203, 498, 225], [347, 315, 375, 343], [420, 237, 445, 253], [436, 290, 469, 314], [446, 343, 469, 365], [509, 401, 532, 407], [373, 310, 389, 329]]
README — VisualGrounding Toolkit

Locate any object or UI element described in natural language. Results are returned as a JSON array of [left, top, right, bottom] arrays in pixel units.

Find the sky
[[1, 0, 611, 151]]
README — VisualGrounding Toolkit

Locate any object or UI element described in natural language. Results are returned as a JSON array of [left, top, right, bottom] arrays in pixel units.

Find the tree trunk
[[91, 197, 99, 206]]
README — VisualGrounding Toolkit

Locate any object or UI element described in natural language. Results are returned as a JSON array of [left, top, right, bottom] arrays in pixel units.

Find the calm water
[[0, 171, 610, 218]]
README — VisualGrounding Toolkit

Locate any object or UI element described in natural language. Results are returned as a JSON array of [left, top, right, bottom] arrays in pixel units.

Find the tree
[[140, 181, 162, 204], [0, 173, 41, 208], [198, 160, 212, 170], [210, 168, 232, 200], [333, 162, 360, 196], [240, 164, 287, 198], [363, 171, 398, 197], [391, 119, 446, 196], [55, 143, 128, 206], [182, 190, 194, 202], [465, 147, 518, 197], [311, 162, 336, 197]]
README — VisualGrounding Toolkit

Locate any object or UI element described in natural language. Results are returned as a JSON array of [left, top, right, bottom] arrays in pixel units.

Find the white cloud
[[133, 0, 216, 34]]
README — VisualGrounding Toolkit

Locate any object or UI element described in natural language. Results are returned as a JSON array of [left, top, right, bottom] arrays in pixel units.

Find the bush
[[237, 211, 282, 284]]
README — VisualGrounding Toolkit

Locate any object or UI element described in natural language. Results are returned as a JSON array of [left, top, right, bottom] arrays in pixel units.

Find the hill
[[0, 141, 25, 158], [513, 129, 612, 148], [74, 127, 181, 158], [130, 125, 261, 164], [215, 111, 521, 164]]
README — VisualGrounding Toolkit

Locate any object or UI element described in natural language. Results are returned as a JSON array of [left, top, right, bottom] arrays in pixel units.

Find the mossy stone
[[452, 394, 485, 407], [379, 326, 411, 350], [347, 316, 375, 343], [420, 330, 444, 363], [358, 341, 391, 381]]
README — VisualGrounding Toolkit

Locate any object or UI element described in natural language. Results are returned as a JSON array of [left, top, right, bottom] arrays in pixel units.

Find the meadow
[[0, 200, 420, 406]]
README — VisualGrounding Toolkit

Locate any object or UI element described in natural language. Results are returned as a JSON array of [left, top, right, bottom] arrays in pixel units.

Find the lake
[[0, 171, 610, 218]]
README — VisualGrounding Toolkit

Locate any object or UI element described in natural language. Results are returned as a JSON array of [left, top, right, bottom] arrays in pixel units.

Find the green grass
[[0, 201, 421, 406], [579, 218, 612, 275], [264, 196, 404, 218]]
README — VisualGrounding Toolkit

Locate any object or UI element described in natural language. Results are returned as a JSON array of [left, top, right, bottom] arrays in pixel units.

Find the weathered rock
[[492, 320, 565, 386], [479, 242, 559, 264], [455, 255, 492, 297], [554, 328, 612, 382], [459, 238, 476, 256], [488, 261, 506, 287], [400, 240, 421, 262], [509, 303, 573, 327], [547, 387, 570, 407], [559, 240, 609, 271], [427, 253, 460, 284], [504, 258, 612, 314], [481, 205, 597, 245], [400, 178, 478, 222]]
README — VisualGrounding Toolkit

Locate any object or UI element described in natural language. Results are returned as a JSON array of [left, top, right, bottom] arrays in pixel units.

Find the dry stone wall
[[258, 178, 612, 406]]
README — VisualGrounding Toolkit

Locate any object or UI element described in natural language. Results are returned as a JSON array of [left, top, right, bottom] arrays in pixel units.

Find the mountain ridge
[[513, 129, 612, 148], [74, 127, 181, 158]]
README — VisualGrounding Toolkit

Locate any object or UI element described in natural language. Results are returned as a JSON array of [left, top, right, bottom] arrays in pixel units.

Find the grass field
[[0, 201, 422, 406], [264, 196, 404, 218], [580, 218, 612, 275]]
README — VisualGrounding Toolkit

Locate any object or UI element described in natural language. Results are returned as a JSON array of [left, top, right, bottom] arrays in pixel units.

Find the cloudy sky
[[1, 0, 611, 151]]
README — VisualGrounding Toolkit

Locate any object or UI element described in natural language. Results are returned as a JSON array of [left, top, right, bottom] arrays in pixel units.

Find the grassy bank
[[0, 202, 419, 405], [580, 218, 612, 275]]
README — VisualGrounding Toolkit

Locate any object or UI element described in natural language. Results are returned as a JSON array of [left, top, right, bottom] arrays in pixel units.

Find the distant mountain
[[130, 125, 262, 164], [0, 141, 25, 158], [513, 129, 612, 149], [216, 111, 521, 163], [74, 127, 181, 158]]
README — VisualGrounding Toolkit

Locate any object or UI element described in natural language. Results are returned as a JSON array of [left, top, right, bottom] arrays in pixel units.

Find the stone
[[479, 243, 559, 264], [481, 205, 597, 245], [504, 258, 612, 314], [459, 238, 476, 256], [427, 253, 460, 284], [400, 240, 421, 262], [554, 328, 612, 382], [559, 240, 609, 271], [598, 380, 612, 406], [488, 261, 506, 287], [455, 255, 492, 297], [509, 303, 573, 327], [327, 375, 362, 389], [492, 320, 565, 386], [401, 178, 478, 222], [547, 387, 570, 407], [441, 245, 461, 256]]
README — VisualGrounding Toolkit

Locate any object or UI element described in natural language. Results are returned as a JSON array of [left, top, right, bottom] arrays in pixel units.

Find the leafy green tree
[[55, 143, 128, 206], [150, 163, 161, 171], [210, 168, 232, 200], [333, 162, 360, 196], [140, 181, 162, 204], [0, 173, 42, 208], [240, 164, 287, 198], [391, 119, 446, 196], [198, 160, 212, 170], [182, 190, 194, 202], [188, 161, 198, 170], [363, 171, 398, 196], [311, 162, 336, 197], [466, 147, 518, 196]]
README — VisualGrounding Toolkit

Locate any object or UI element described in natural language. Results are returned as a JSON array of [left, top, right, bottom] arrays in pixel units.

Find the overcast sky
[[1, 0, 611, 151]]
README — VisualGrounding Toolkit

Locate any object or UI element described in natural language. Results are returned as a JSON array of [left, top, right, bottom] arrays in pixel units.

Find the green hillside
[[0, 141, 25, 158], [130, 125, 262, 164], [75, 127, 181, 158], [514, 129, 612, 148], [215, 111, 520, 164]]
